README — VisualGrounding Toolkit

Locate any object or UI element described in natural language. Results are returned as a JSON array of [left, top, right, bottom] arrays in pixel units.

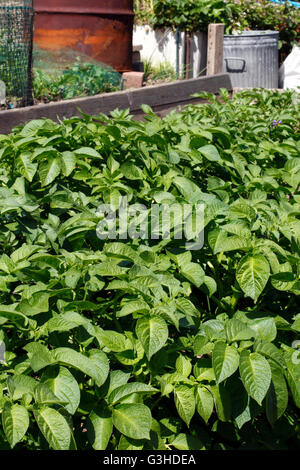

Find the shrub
[[134, 0, 300, 60], [228, 0, 300, 61]]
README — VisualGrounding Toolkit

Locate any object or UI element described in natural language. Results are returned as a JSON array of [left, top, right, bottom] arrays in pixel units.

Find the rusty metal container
[[34, 0, 134, 72]]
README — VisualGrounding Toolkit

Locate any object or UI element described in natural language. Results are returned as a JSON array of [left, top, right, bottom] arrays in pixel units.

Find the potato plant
[[0, 88, 299, 450]]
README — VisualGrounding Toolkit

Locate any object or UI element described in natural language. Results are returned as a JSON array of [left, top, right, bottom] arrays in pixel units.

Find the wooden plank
[[0, 73, 232, 134], [207, 24, 225, 76], [129, 73, 231, 108]]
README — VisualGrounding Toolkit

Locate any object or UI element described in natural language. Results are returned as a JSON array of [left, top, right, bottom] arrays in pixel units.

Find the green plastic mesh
[[33, 46, 120, 76], [0, 0, 33, 106], [32, 46, 122, 98]]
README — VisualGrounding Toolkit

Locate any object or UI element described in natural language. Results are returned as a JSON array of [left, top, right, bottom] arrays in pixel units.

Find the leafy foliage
[[0, 88, 299, 450], [143, 60, 177, 84], [135, 0, 300, 60], [33, 61, 122, 103], [149, 0, 238, 32], [229, 0, 300, 61]]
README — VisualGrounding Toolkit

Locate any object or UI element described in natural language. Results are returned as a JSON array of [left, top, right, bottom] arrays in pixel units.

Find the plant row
[[0, 88, 299, 449]]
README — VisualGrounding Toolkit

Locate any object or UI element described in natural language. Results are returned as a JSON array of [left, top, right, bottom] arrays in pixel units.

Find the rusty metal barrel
[[34, 0, 134, 72]]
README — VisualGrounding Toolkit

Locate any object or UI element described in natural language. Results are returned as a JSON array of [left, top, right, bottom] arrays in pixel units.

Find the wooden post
[[185, 31, 192, 80], [206, 23, 225, 76]]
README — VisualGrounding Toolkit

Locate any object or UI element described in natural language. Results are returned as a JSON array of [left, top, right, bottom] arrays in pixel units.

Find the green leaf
[[239, 350, 272, 405], [136, 316, 168, 360], [60, 151, 76, 177], [92, 261, 127, 277], [195, 386, 214, 424], [2, 402, 29, 448], [175, 297, 200, 318], [86, 404, 113, 450], [107, 370, 131, 397], [271, 263, 297, 291], [65, 268, 81, 289], [170, 433, 205, 450], [0, 304, 28, 327], [25, 342, 54, 372], [248, 317, 277, 342], [180, 262, 205, 287], [284, 350, 300, 408], [20, 118, 49, 136], [34, 383, 67, 406], [202, 276, 217, 297], [17, 154, 38, 182], [10, 375, 37, 400], [53, 348, 109, 387], [18, 292, 50, 316], [87, 350, 110, 387], [212, 341, 240, 384], [291, 317, 300, 332], [117, 299, 150, 318], [174, 385, 195, 426], [198, 144, 221, 162], [199, 320, 226, 341], [96, 329, 129, 352], [34, 406, 71, 450], [74, 147, 101, 159], [194, 335, 214, 356], [222, 223, 251, 240], [225, 318, 255, 343], [112, 404, 152, 440], [230, 200, 256, 220], [41, 366, 80, 415], [104, 242, 141, 263], [266, 364, 288, 426], [173, 176, 201, 201], [118, 434, 144, 450], [230, 376, 256, 429], [46, 311, 90, 333], [108, 382, 158, 405], [236, 254, 270, 301], [39, 157, 61, 186], [115, 340, 144, 367], [120, 161, 144, 180], [208, 228, 250, 254], [208, 383, 231, 422], [175, 355, 192, 377], [254, 341, 285, 369]]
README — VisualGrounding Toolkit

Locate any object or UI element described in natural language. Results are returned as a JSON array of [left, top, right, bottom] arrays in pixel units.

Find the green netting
[[0, 0, 33, 106], [33, 46, 121, 76], [32, 46, 122, 101]]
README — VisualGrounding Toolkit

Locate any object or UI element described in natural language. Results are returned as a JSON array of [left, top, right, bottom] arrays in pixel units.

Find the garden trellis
[[0, 0, 34, 106]]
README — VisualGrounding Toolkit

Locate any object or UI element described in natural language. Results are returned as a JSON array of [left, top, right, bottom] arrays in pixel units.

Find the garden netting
[[32, 46, 123, 101], [0, 0, 34, 107]]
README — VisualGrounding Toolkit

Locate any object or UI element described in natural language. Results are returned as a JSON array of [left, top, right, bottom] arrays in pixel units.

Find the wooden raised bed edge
[[0, 73, 232, 134]]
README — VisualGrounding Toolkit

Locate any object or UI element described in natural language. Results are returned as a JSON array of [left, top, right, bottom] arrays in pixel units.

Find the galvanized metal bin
[[222, 31, 279, 88]]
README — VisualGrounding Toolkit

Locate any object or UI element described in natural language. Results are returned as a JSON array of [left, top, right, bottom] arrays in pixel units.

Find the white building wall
[[133, 25, 208, 79]]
